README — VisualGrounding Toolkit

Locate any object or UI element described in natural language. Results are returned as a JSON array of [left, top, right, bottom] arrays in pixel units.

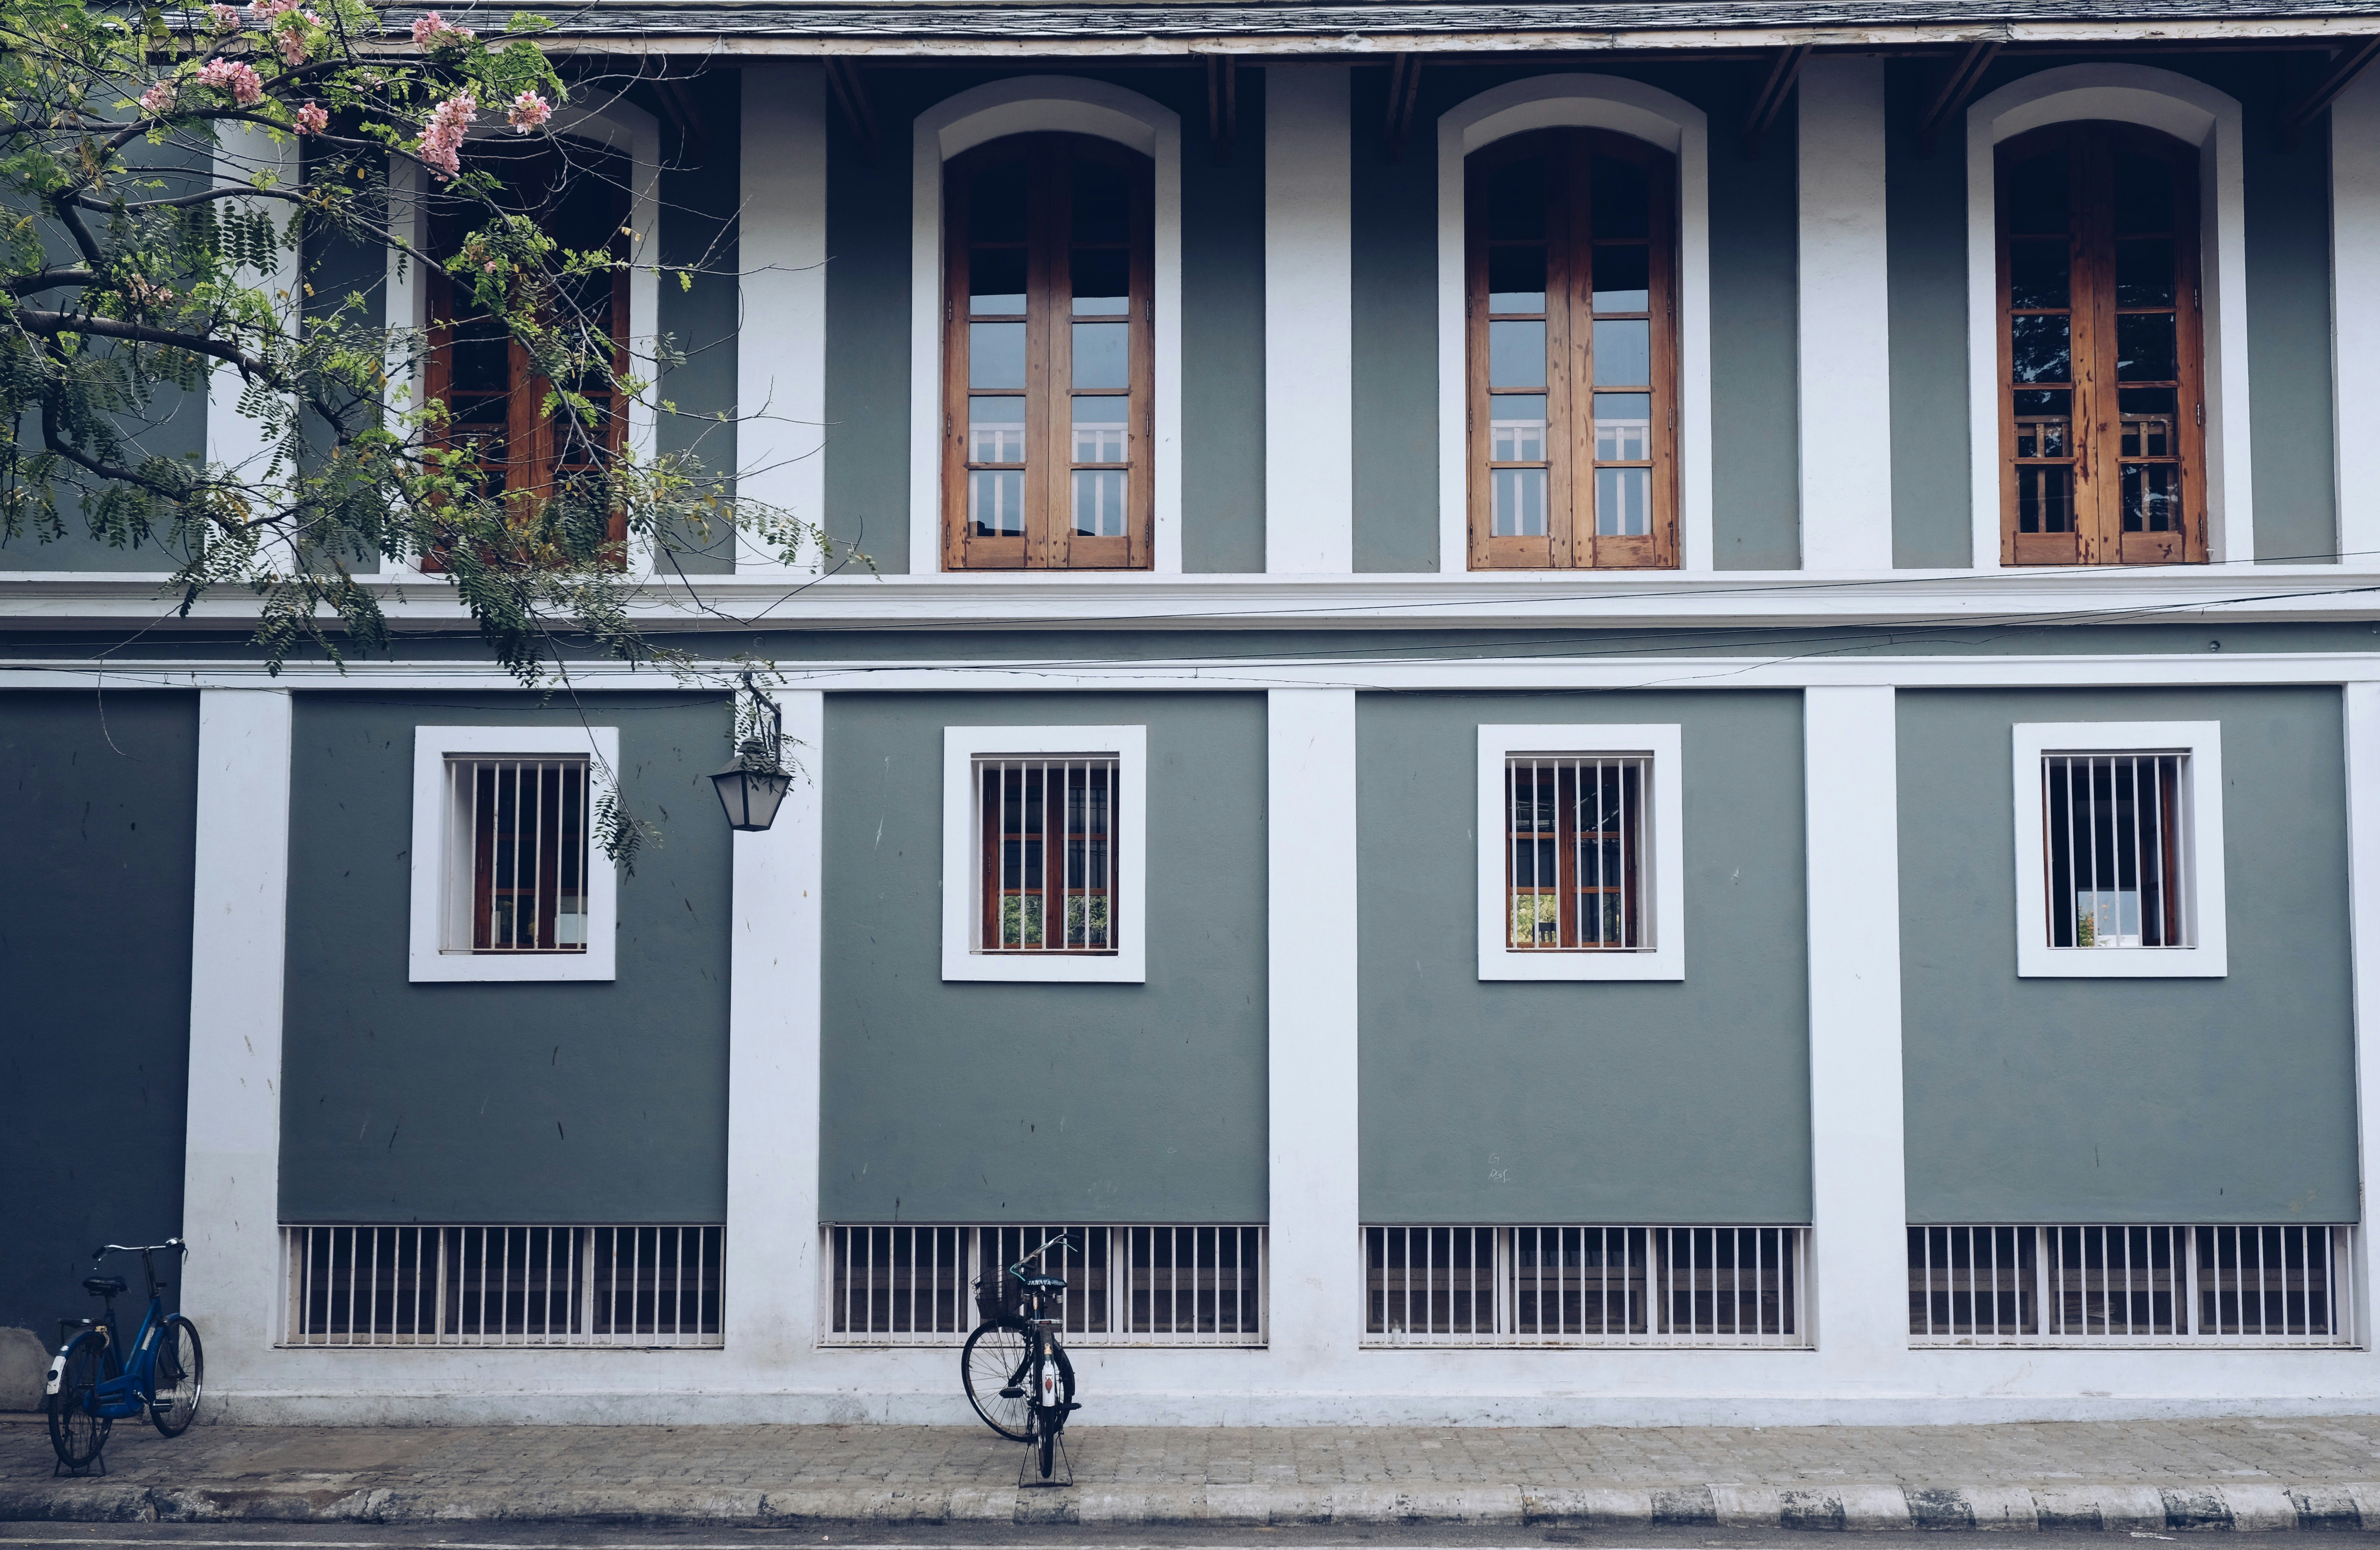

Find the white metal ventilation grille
[[282, 1225, 722, 1347], [822, 1224, 1265, 1346], [975, 757, 1120, 953], [2042, 753, 2189, 949], [1909, 1224, 2355, 1347], [444, 757, 592, 953], [1363, 1226, 1809, 1347], [1505, 755, 1651, 950]]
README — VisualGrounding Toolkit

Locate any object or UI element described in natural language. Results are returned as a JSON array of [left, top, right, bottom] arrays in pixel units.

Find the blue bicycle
[[45, 1239, 203, 1471]]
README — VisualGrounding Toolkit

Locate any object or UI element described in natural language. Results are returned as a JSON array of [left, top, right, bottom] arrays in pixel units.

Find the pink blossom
[[205, 4, 240, 29], [295, 100, 329, 134], [274, 25, 308, 65], [419, 90, 476, 179], [246, 0, 293, 19], [138, 79, 177, 115], [409, 10, 475, 47], [505, 90, 551, 133], [196, 57, 265, 106]]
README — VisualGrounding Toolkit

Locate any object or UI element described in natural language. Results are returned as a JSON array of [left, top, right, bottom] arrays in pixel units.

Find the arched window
[[1465, 128, 1679, 571], [941, 133, 1154, 571], [1997, 121, 2207, 565], [422, 136, 631, 569]]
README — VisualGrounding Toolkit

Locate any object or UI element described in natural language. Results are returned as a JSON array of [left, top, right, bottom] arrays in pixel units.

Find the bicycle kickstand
[[1016, 1431, 1074, 1489]]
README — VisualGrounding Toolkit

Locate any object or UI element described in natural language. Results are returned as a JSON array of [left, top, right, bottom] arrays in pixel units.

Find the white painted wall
[[2334, 73, 2380, 565], [179, 690, 294, 1379], [205, 128, 298, 506], [1797, 59, 1893, 572], [2346, 683, 2380, 1350], [737, 67, 830, 575], [1264, 66, 1353, 574]]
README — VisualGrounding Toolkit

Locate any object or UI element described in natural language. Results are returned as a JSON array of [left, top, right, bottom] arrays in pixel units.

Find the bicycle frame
[[60, 1246, 176, 1421]]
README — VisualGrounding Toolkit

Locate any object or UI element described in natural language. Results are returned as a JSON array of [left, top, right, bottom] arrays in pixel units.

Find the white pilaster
[[724, 691, 826, 1368], [179, 689, 294, 1369], [2335, 74, 2380, 564], [1264, 66, 1353, 574], [738, 65, 831, 574], [2344, 684, 2380, 1347], [1266, 688, 1362, 1374], [1796, 59, 1893, 571], [1802, 685, 1910, 1377]]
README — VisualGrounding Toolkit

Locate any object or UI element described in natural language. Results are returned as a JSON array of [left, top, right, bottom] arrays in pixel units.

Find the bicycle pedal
[[999, 1387, 1024, 1398], [1063, 1401, 1083, 1412]]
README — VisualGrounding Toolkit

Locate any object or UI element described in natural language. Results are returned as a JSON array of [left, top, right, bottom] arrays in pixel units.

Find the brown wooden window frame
[[1996, 121, 2209, 567], [420, 136, 632, 572], [1465, 128, 1681, 572], [942, 133, 1156, 572]]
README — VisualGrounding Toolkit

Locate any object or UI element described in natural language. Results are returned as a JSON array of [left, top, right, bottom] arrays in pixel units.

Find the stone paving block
[[1962, 1483, 2042, 1531], [2223, 1484, 2301, 1531], [1519, 1485, 1654, 1525]]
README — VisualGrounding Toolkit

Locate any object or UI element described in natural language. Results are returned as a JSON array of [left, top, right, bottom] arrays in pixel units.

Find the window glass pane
[[969, 470, 1023, 535], [1071, 248, 1129, 315], [1591, 245, 1649, 312], [1072, 322, 1129, 389], [2115, 239, 2175, 308], [1593, 318, 1650, 387], [2113, 150, 2176, 233], [2011, 314, 2071, 384], [969, 248, 1026, 315], [1590, 155, 1649, 239], [2017, 465, 2073, 533], [2005, 150, 2068, 234], [2123, 463, 2180, 532], [1484, 156, 1545, 240], [1488, 246, 1547, 313], [1489, 319, 1546, 388], [2008, 240, 2069, 310], [1596, 466, 1651, 537], [1491, 468, 1547, 536], [2116, 312, 2177, 382], [1490, 395, 1546, 462], [969, 322, 1026, 389], [1071, 397, 1126, 463], [1072, 158, 1129, 244], [968, 158, 1028, 244], [969, 395, 1026, 462], [1594, 393, 1651, 461], [1073, 469, 1127, 537]]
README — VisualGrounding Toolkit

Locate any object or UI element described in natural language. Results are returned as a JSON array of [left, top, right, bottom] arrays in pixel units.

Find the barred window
[[2043, 752, 2188, 949], [446, 756, 592, 953], [1505, 754, 1649, 950], [977, 756, 1119, 953]]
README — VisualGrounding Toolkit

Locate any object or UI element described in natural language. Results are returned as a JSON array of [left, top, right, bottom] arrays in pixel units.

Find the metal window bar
[[819, 1226, 1267, 1347], [977, 756, 1119, 954], [2043, 753, 2188, 950], [447, 756, 591, 954], [280, 1226, 722, 1347], [1506, 755, 1651, 951], [1361, 1226, 1808, 1347], [1909, 1225, 2354, 1347]]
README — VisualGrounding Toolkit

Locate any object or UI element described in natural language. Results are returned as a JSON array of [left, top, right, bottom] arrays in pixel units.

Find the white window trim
[[910, 78, 1184, 576], [2010, 720, 2227, 978], [1964, 65, 2252, 569], [942, 723, 1148, 983], [1476, 723, 1686, 981], [1437, 76, 1714, 575], [408, 724, 621, 983]]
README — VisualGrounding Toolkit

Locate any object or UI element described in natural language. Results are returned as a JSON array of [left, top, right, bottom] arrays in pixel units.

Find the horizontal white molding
[[6, 565, 2380, 632], [10, 651, 2380, 694]]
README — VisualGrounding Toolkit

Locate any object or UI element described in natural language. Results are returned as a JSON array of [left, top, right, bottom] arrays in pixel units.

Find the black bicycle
[[960, 1232, 1079, 1479], [45, 1240, 203, 1471]]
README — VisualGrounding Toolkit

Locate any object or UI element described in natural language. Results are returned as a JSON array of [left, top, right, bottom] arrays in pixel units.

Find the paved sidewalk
[[6, 1414, 2380, 1531]]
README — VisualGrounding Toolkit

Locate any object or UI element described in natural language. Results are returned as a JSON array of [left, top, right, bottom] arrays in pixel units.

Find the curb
[[4, 1480, 2379, 1529]]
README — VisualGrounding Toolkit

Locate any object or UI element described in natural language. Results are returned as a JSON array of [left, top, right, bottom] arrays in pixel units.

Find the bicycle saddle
[[82, 1276, 126, 1297], [1021, 1274, 1067, 1293]]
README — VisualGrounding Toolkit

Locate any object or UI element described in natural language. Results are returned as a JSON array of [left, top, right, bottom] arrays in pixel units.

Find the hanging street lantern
[[712, 674, 794, 833]]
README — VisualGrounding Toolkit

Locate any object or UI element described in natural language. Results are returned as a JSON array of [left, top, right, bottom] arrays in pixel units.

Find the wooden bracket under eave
[[1384, 53, 1423, 162], [1206, 56, 1237, 165], [2280, 35, 2380, 150], [824, 56, 879, 166], [1916, 39, 2001, 159]]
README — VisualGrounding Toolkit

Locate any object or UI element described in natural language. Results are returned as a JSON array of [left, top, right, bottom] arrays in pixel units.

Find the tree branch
[[15, 305, 284, 386]]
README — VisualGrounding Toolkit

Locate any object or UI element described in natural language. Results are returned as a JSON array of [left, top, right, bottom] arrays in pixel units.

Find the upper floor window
[[942, 134, 1154, 572], [1465, 129, 1678, 572], [422, 140, 630, 570], [1997, 122, 2207, 566]]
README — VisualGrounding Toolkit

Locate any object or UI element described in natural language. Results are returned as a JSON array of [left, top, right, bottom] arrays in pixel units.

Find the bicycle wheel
[[961, 1320, 1032, 1440], [1038, 1418, 1056, 1479], [150, 1316, 203, 1437], [47, 1331, 113, 1470]]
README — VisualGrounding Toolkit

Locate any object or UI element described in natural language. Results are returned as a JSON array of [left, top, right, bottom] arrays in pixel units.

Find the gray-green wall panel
[[1351, 67, 1438, 574], [820, 692, 1268, 1222], [823, 88, 920, 572], [2242, 81, 2338, 561], [1183, 71, 1269, 573], [279, 692, 733, 1223], [1357, 690, 1812, 1224], [658, 72, 742, 574], [1709, 81, 1802, 569], [0, 691, 196, 1335], [1886, 61, 1973, 569], [1898, 687, 2357, 1222]]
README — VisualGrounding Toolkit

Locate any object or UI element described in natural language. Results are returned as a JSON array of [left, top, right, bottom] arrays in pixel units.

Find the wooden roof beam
[[2281, 34, 2380, 147], [1384, 53, 1424, 161], [1741, 43, 1808, 159], [1917, 39, 2001, 157]]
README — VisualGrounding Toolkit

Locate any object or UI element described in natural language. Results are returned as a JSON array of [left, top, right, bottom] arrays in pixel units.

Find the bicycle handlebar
[[92, 1239, 185, 1261], [1008, 1231, 1075, 1275]]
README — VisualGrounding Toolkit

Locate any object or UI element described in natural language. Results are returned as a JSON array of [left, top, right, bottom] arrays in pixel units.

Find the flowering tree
[[0, 0, 832, 681]]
